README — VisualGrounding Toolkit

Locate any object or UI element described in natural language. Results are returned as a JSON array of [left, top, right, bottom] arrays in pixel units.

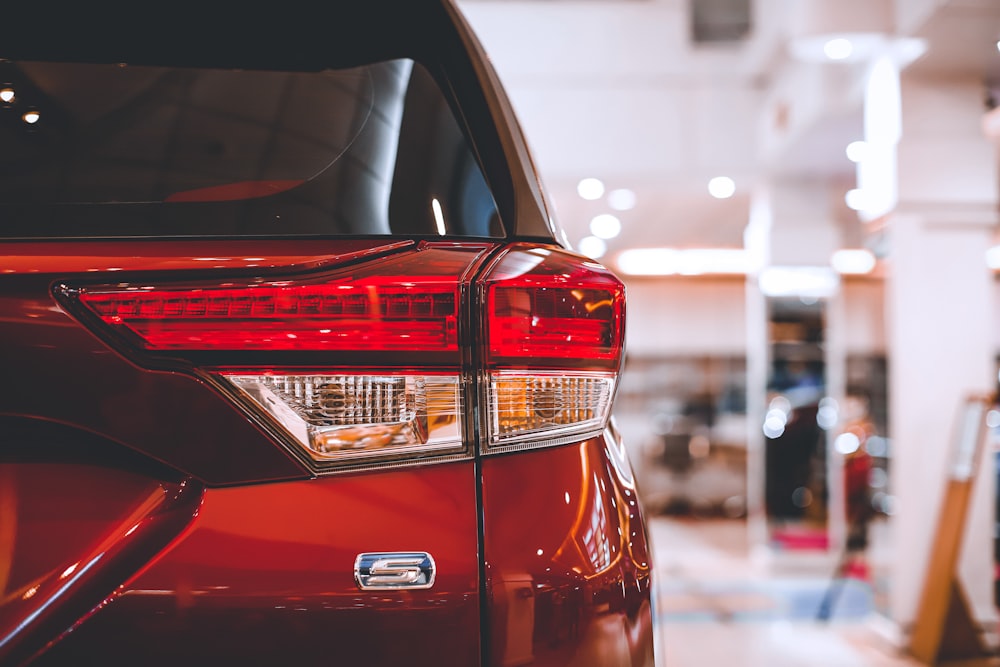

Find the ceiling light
[[0, 88, 14, 103], [856, 56, 901, 224], [707, 177, 735, 199], [865, 57, 901, 145], [617, 249, 680, 276], [823, 37, 854, 60], [831, 249, 876, 274], [986, 245, 1000, 269], [589, 214, 621, 240], [845, 141, 868, 163], [22, 110, 39, 124], [616, 248, 750, 276], [678, 249, 751, 275], [844, 188, 868, 211], [607, 188, 636, 211], [791, 35, 927, 65], [894, 38, 928, 65], [577, 178, 604, 201], [758, 266, 839, 298], [578, 236, 607, 259]]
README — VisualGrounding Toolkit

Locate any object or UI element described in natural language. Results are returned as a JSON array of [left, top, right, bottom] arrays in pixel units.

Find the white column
[[884, 74, 999, 643], [745, 179, 849, 556], [745, 190, 771, 555]]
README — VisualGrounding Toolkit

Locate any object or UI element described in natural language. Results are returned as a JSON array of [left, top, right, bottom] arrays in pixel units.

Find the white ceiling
[[456, 0, 1000, 260]]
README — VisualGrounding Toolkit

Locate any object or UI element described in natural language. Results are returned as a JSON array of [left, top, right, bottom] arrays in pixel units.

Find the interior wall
[[624, 276, 887, 358], [624, 278, 747, 357]]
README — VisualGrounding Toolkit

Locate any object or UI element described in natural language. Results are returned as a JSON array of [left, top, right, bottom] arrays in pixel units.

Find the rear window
[[0, 58, 501, 239]]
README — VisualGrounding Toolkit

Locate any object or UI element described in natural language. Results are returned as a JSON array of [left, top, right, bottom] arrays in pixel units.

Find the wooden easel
[[908, 393, 995, 664]]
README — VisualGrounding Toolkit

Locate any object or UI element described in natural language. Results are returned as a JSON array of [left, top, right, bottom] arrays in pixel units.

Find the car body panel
[[0, 272, 309, 485], [0, 1, 656, 665], [0, 444, 201, 666], [25, 463, 481, 666], [482, 433, 655, 666]]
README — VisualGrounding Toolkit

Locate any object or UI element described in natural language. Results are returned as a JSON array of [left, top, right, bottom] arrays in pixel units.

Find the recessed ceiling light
[[791, 35, 924, 66], [577, 178, 604, 201], [578, 236, 607, 259], [589, 214, 621, 240], [831, 248, 876, 274], [0, 88, 14, 103], [22, 110, 39, 124], [823, 37, 854, 61], [708, 176, 735, 199], [607, 188, 636, 211], [986, 245, 1000, 269], [844, 188, 868, 211], [845, 141, 868, 163]]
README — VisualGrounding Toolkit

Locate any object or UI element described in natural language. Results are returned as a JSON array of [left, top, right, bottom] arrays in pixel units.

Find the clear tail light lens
[[223, 373, 463, 464], [488, 372, 615, 450]]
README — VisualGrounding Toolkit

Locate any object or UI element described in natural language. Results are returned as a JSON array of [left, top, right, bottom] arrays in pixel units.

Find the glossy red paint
[[30, 463, 481, 666], [482, 434, 655, 667], [0, 237, 654, 665], [0, 460, 201, 666], [0, 276, 308, 485]]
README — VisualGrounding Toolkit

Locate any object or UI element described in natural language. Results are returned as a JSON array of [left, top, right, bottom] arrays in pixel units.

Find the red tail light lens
[[483, 246, 624, 370], [479, 245, 626, 452], [75, 246, 475, 354]]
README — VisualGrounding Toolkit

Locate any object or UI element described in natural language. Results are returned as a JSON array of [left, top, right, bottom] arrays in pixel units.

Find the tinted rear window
[[0, 58, 501, 239]]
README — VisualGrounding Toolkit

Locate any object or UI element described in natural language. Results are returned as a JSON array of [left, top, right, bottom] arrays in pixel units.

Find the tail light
[[74, 247, 467, 354], [479, 245, 624, 452], [223, 372, 463, 464], [59, 242, 625, 472]]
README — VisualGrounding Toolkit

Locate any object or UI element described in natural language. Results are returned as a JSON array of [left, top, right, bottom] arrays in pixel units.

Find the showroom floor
[[649, 516, 1000, 667]]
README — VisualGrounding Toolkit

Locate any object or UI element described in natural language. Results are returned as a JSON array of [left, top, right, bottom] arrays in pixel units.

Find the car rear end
[[0, 2, 655, 665]]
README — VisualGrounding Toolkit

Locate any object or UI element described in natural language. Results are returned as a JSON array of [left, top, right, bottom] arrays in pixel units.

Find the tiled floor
[[650, 516, 999, 667]]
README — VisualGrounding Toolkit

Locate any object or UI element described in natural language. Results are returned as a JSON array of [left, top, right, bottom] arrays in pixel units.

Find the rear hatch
[[0, 5, 632, 664], [0, 27, 503, 663]]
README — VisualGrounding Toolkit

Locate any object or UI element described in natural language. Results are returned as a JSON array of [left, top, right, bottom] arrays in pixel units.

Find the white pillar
[[884, 74, 999, 644], [745, 189, 771, 554], [745, 178, 849, 556]]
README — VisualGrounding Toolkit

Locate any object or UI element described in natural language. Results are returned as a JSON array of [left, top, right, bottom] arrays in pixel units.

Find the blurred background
[[456, 0, 1000, 664]]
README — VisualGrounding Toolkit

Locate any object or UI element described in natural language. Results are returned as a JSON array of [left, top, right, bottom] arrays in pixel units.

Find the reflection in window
[[0, 58, 500, 239]]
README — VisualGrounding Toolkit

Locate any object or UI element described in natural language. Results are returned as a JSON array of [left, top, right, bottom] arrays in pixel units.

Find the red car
[[0, 2, 656, 665]]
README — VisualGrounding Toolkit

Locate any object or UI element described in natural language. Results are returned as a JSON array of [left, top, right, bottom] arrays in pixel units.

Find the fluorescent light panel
[[617, 248, 751, 276], [618, 249, 876, 278]]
